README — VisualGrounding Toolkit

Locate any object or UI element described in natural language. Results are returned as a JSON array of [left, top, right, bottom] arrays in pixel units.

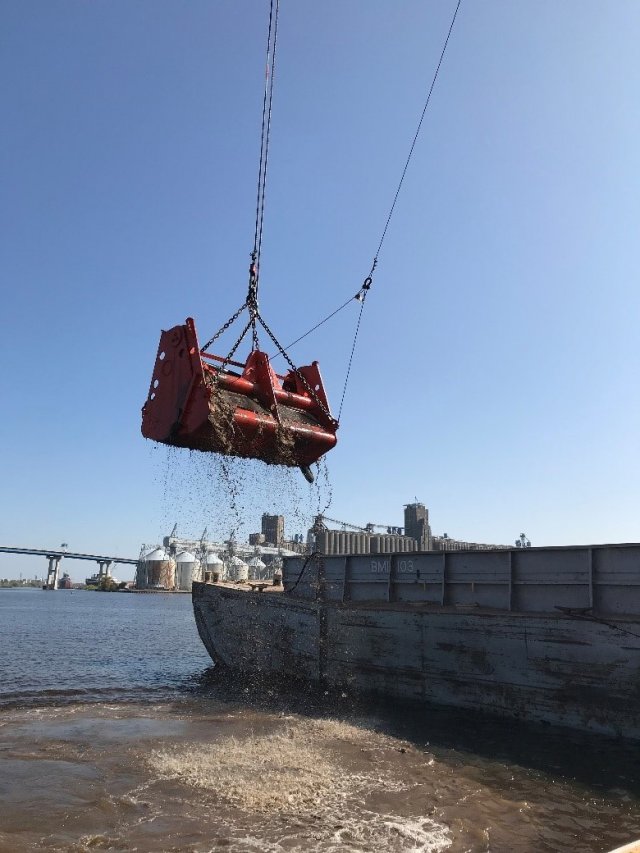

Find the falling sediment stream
[[152, 444, 329, 546]]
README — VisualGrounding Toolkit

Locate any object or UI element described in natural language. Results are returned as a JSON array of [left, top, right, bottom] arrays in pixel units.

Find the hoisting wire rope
[[253, 0, 280, 293], [371, 0, 462, 272], [248, 0, 280, 349], [271, 0, 463, 422], [337, 287, 367, 420], [202, 0, 462, 430], [278, 294, 356, 353], [201, 0, 281, 357], [200, 0, 335, 423], [335, 0, 462, 419]]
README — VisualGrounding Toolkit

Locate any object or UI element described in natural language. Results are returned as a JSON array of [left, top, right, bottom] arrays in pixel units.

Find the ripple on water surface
[[0, 587, 211, 707], [2, 700, 640, 852], [0, 703, 454, 852], [2, 589, 640, 851]]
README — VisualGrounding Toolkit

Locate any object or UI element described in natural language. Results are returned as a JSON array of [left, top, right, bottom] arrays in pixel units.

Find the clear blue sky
[[2, 1, 639, 580]]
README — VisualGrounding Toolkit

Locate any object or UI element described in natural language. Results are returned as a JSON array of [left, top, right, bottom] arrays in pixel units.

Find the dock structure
[[0, 547, 138, 589]]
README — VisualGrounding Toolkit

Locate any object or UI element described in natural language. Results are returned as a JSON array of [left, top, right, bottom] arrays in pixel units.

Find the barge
[[192, 543, 640, 738]]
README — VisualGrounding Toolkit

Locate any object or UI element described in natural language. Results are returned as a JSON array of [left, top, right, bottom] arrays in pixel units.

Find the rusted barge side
[[192, 543, 640, 738]]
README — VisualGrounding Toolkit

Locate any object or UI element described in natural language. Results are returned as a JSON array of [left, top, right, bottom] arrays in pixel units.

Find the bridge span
[[0, 546, 138, 590]]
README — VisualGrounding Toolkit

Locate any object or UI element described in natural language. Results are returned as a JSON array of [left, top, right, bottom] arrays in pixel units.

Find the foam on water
[[326, 813, 451, 853], [4, 700, 640, 852], [224, 814, 451, 853], [149, 717, 387, 813], [147, 715, 452, 851], [3, 592, 640, 851], [150, 729, 337, 812]]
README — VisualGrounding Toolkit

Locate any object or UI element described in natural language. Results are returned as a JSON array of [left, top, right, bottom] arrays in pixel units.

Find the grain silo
[[135, 549, 154, 588], [145, 548, 174, 589], [204, 552, 224, 582], [175, 551, 198, 591], [228, 555, 249, 583], [247, 554, 267, 580]]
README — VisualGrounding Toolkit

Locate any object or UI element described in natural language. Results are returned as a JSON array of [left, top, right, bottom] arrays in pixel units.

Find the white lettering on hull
[[370, 559, 414, 574]]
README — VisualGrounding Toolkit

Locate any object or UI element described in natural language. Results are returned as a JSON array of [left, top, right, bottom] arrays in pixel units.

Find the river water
[[1, 587, 639, 853]]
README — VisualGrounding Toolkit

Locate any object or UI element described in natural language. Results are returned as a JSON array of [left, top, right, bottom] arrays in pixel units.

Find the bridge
[[0, 546, 138, 590]]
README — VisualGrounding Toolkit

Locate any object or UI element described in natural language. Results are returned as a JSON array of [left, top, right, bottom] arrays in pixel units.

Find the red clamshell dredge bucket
[[141, 318, 338, 479]]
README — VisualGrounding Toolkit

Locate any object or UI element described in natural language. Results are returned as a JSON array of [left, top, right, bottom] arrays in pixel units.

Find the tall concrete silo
[[333, 532, 340, 554]]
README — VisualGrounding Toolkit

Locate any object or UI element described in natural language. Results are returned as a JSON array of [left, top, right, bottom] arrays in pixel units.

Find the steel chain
[[200, 302, 248, 353], [257, 314, 335, 423], [212, 318, 253, 383], [197, 289, 335, 425]]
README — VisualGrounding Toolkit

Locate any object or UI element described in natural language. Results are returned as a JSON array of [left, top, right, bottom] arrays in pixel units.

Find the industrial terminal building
[[311, 503, 507, 555], [135, 502, 505, 590]]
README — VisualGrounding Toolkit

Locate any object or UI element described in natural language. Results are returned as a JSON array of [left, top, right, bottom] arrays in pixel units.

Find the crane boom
[[315, 515, 368, 532], [315, 515, 404, 535]]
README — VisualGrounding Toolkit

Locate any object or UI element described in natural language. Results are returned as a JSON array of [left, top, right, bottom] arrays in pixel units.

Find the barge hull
[[193, 543, 640, 738]]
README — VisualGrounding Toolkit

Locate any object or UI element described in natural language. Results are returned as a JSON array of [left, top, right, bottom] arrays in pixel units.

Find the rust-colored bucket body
[[141, 318, 338, 468]]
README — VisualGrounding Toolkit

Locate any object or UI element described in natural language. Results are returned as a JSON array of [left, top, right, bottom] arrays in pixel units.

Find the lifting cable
[[249, 0, 280, 349], [201, 0, 281, 356], [202, 0, 463, 427], [200, 0, 336, 423], [275, 0, 463, 423], [369, 0, 463, 276]]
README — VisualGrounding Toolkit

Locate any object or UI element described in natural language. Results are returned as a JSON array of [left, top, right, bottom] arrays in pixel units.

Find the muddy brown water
[[1, 588, 639, 852]]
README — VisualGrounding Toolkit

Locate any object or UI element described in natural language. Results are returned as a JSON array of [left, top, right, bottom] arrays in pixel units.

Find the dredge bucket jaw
[[141, 318, 338, 472]]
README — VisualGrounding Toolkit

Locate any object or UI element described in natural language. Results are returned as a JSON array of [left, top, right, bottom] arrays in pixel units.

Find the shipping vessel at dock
[[193, 541, 640, 739]]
